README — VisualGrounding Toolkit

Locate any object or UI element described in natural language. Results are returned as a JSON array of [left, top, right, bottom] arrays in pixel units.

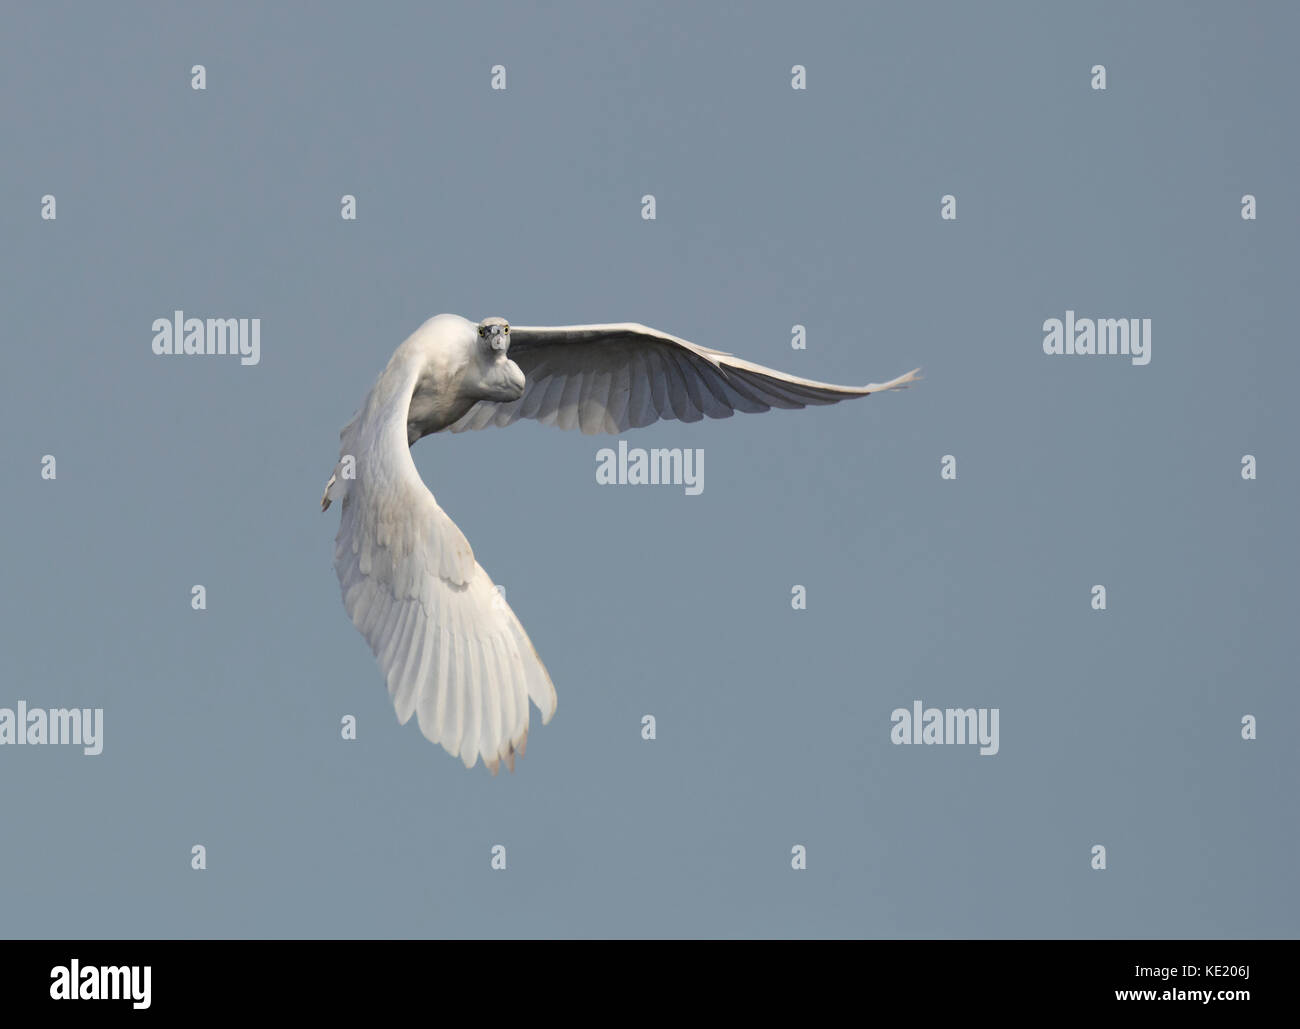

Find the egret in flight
[[323, 314, 918, 773]]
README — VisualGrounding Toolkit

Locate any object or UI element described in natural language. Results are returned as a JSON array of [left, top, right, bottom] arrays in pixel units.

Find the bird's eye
[[478, 326, 486, 337], [503, 325, 509, 333]]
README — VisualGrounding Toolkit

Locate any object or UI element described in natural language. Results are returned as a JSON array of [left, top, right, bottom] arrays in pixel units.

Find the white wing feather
[[330, 400, 556, 773], [449, 323, 920, 435]]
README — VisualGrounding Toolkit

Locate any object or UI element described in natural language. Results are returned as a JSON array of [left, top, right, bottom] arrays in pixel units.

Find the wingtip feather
[[864, 367, 922, 393]]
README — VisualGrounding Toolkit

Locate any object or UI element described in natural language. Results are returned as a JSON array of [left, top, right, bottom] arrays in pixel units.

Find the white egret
[[323, 314, 918, 773]]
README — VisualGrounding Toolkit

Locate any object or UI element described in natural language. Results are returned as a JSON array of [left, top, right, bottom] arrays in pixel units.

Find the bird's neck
[[358, 356, 424, 452]]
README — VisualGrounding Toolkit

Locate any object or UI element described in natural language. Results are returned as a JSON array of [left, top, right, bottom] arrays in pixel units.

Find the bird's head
[[465, 315, 524, 402], [477, 316, 511, 352]]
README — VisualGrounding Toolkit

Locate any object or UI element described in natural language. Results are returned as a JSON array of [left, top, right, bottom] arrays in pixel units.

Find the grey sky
[[1, 0, 1295, 938]]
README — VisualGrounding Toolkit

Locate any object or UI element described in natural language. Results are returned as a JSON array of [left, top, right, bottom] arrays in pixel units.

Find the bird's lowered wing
[[332, 417, 557, 772], [448, 322, 920, 435]]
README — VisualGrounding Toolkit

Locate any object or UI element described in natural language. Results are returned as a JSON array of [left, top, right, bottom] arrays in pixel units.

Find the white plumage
[[323, 313, 918, 772]]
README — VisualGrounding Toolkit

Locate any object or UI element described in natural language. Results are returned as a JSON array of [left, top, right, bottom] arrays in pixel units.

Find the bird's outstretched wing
[[331, 412, 557, 772], [448, 322, 920, 435]]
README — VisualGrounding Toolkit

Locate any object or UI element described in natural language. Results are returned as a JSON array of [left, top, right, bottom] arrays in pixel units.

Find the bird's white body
[[325, 313, 917, 772]]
